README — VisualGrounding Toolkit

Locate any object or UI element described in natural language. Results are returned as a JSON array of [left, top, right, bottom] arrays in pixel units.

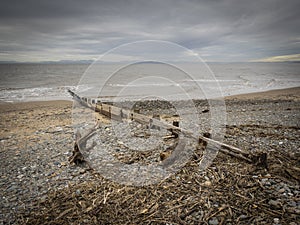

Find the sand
[[225, 87, 300, 100]]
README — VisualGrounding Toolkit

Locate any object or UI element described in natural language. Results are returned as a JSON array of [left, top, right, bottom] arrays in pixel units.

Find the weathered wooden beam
[[69, 122, 99, 164], [68, 90, 258, 164]]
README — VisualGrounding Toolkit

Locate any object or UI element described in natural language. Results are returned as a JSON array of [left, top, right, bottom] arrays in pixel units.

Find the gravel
[[0, 92, 299, 224]]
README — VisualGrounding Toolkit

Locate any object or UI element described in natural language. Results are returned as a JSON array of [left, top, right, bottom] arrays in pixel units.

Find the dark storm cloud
[[0, 0, 299, 62], [0, 0, 100, 19]]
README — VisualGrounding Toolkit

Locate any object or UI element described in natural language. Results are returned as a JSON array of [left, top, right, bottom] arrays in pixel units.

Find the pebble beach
[[0, 87, 299, 224]]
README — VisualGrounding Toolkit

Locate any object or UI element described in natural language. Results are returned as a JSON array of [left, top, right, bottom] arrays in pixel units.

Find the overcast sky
[[0, 0, 299, 62]]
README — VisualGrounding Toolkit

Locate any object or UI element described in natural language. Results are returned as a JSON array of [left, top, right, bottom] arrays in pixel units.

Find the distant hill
[[0, 60, 94, 64]]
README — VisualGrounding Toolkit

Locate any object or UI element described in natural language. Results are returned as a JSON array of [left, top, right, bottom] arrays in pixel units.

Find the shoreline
[[0, 86, 299, 109], [224, 86, 300, 100], [0, 100, 72, 113]]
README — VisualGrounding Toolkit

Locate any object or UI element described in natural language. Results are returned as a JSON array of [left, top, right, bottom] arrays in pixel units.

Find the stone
[[287, 201, 296, 207], [117, 141, 124, 145], [10, 196, 17, 201], [239, 215, 247, 219], [273, 218, 280, 224], [53, 161, 60, 166], [209, 217, 219, 225], [269, 200, 281, 209], [60, 162, 67, 166], [79, 169, 86, 174], [203, 180, 212, 187], [17, 174, 24, 179], [40, 195, 47, 203], [261, 178, 268, 183]]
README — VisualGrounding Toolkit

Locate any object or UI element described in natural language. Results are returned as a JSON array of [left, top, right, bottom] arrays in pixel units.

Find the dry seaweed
[[10, 92, 299, 224], [16, 145, 299, 225]]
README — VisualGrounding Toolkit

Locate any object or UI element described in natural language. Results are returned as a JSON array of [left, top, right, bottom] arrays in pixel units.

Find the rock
[[53, 161, 60, 166], [60, 162, 67, 166], [203, 180, 212, 187], [285, 187, 291, 192], [160, 151, 171, 161], [239, 214, 247, 219], [261, 178, 268, 183], [209, 217, 219, 225], [79, 169, 86, 174], [75, 189, 81, 196], [40, 195, 47, 203], [273, 218, 280, 224], [269, 200, 281, 209], [17, 174, 24, 179], [117, 141, 124, 146], [287, 201, 296, 207], [294, 209, 300, 214], [7, 185, 18, 192], [55, 126, 63, 131]]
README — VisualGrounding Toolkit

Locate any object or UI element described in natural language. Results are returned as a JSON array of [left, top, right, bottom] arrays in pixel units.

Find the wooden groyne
[[68, 90, 267, 166]]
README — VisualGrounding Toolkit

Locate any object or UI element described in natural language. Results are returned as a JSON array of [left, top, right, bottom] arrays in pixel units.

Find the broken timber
[[68, 89, 267, 166]]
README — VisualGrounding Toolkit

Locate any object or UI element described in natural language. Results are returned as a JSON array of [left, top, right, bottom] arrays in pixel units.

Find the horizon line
[[0, 59, 299, 64]]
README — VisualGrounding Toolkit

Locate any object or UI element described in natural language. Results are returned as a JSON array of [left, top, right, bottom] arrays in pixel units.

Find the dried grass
[[17, 146, 299, 224]]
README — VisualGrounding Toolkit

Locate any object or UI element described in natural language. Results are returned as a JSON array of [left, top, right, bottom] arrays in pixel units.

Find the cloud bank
[[0, 0, 299, 62], [252, 54, 300, 62]]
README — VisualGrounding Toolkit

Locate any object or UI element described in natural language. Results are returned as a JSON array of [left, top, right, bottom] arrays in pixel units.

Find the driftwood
[[68, 90, 267, 166], [69, 122, 99, 164]]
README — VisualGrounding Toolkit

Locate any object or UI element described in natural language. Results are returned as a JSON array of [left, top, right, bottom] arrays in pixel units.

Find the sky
[[0, 0, 299, 63]]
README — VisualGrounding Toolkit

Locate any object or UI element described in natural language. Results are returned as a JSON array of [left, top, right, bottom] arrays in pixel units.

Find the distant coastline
[[0, 60, 299, 65]]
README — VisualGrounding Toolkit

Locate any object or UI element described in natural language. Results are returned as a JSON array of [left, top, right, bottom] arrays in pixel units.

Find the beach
[[0, 87, 299, 224]]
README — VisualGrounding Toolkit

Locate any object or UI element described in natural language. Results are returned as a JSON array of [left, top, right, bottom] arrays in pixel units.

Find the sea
[[0, 62, 299, 102]]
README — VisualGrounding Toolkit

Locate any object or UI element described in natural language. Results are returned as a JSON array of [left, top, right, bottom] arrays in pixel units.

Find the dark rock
[[269, 200, 281, 209]]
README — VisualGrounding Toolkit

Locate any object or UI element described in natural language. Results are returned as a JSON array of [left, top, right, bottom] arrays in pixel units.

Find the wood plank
[[68, 90, 256, 163]]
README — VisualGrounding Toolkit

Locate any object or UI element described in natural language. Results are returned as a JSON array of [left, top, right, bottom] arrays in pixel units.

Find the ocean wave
[[0, 85, 93, 102]]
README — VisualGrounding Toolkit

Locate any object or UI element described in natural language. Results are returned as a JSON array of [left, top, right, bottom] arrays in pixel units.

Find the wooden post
[[68, 90, 262, 164]]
